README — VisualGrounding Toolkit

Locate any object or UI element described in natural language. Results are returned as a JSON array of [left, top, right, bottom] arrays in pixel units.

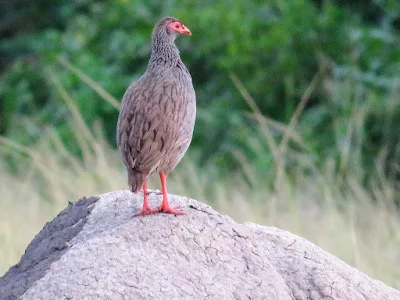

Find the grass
[[0, 63, 399, 290]]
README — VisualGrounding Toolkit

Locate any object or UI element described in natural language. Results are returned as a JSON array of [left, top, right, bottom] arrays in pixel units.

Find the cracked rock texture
[[1, 190, 399, 300]]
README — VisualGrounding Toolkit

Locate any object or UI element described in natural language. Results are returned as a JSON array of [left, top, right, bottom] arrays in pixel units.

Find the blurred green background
[[1, 0, 399, 177], [1, 0, 400, 288]]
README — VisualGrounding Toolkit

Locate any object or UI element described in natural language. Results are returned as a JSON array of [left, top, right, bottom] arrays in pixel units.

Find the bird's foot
[[157, 204, 184, 215], [133, 207, 158, 217]]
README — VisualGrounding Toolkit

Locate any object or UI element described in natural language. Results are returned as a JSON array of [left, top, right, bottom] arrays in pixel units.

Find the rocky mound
[[1, 190, 399, 300]]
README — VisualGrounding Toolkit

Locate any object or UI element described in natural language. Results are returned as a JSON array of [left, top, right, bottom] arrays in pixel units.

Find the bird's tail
[[128, 171, 147, 193]]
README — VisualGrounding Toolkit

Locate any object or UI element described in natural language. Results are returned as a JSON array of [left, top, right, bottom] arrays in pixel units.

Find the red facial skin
[[168, 21, 192, 35]]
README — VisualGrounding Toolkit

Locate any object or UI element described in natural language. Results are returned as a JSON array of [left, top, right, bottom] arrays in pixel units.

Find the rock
[[0, 190, 399, 300]]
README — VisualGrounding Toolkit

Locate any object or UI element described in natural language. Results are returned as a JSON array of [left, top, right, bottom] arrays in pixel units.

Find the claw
[[157, 204, 184, 215], [133, 207, 158, 217]]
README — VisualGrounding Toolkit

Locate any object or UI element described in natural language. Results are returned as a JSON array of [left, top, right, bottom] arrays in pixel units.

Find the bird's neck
[[147, 39, 181, 71]]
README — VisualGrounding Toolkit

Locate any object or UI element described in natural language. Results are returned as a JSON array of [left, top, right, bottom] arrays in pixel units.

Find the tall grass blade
[[58, 57, 120, 111]]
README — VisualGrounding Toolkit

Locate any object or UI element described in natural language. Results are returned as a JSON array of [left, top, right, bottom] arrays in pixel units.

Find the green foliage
[[1, 0, 400, 179]]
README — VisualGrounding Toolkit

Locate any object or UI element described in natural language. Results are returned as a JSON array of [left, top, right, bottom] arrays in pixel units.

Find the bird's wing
[[117, 77, 181, 175]]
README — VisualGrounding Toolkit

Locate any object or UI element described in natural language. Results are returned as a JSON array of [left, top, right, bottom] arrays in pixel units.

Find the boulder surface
[[1, 190, 399, 300]]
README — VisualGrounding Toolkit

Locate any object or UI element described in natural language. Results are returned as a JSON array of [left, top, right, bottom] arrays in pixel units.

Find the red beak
[[180, 25, 192, 35]]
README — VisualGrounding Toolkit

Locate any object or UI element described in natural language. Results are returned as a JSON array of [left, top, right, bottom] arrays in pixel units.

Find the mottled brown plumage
[[116, 17, 196, 215]]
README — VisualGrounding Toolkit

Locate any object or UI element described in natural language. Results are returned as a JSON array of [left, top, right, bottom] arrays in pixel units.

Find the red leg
[[134, 179, 158, 216], [158, 172, 184, 215]]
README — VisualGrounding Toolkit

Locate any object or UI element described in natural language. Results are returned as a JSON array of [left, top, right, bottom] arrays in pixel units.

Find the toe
[[133, 207, 158, 217], [158, 205, 184, 215]]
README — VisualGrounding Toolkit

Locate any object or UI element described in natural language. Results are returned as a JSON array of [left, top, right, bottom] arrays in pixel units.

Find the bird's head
[[152, 17, 191, 45]]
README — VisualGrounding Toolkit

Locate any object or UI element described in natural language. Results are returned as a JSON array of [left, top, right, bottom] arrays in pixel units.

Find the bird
[[116, 17, 196, 216]]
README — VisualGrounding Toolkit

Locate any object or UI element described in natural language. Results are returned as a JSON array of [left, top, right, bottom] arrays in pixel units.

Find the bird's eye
[[175, 24, 180, 29]]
